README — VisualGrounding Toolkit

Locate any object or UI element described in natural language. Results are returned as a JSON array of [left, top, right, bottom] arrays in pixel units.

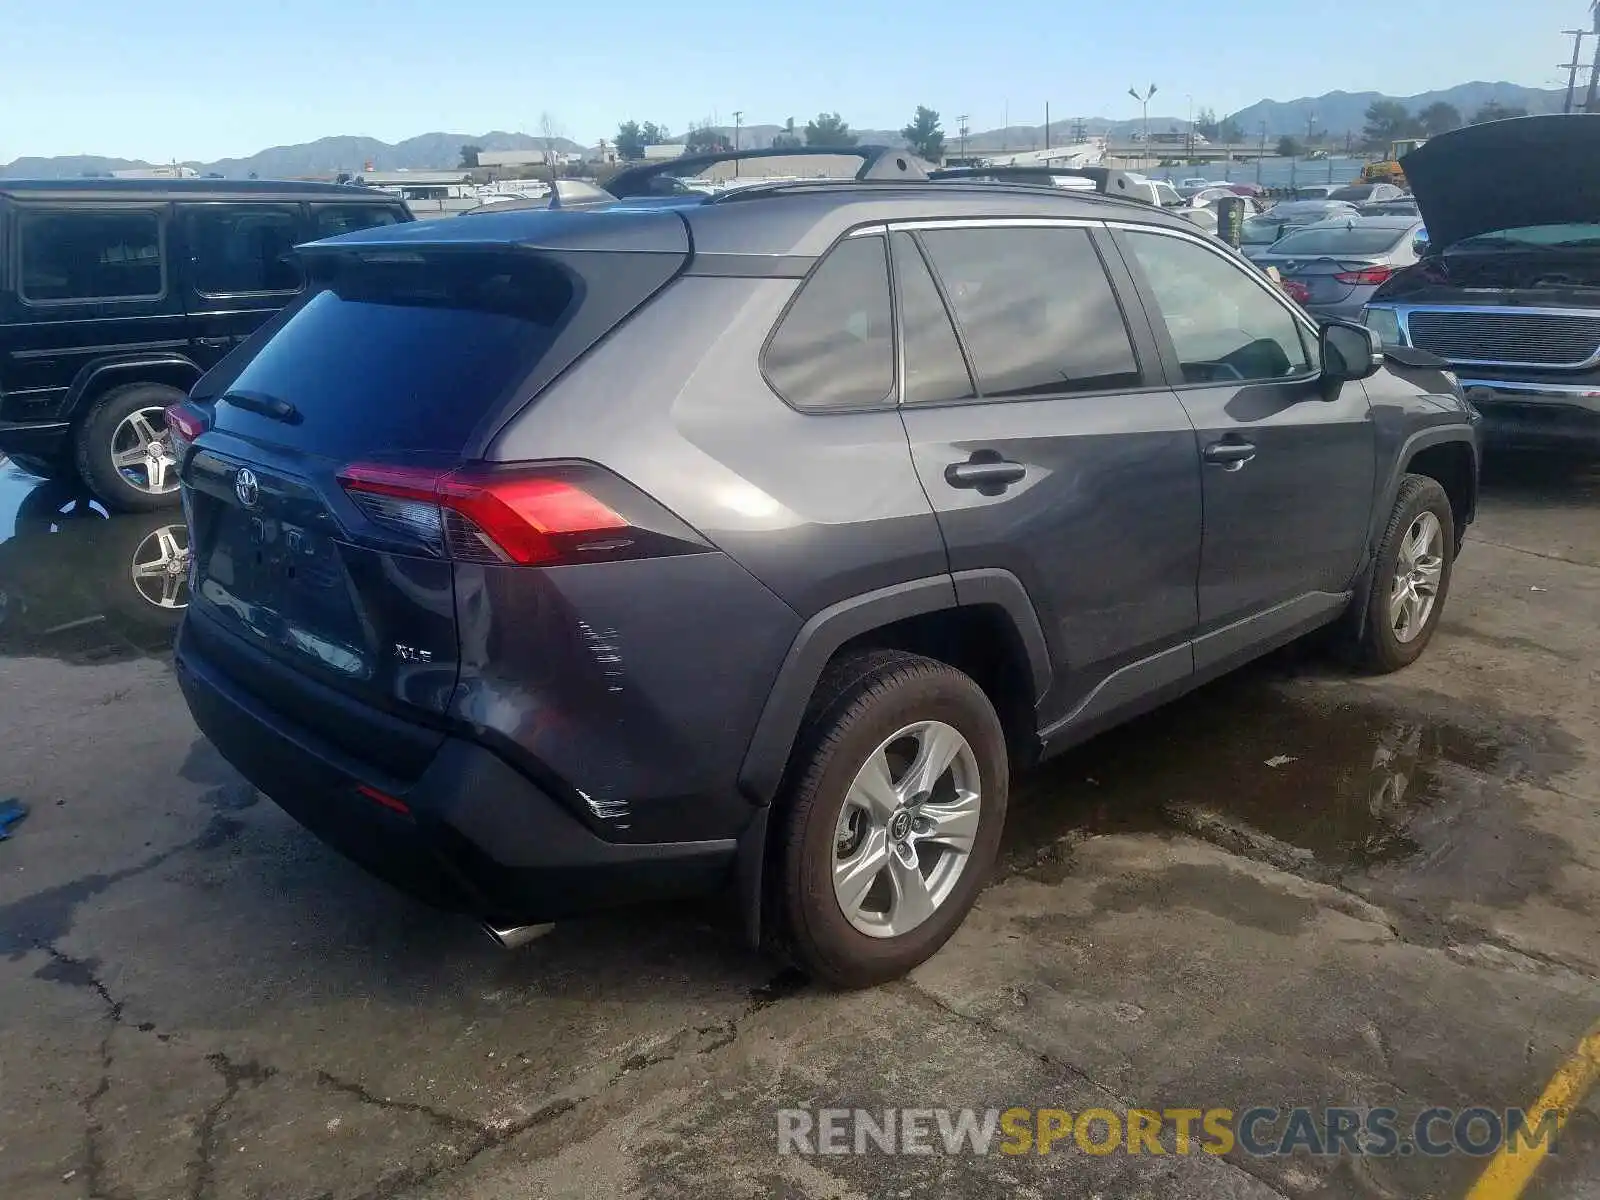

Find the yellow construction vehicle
[[1358, 138, 1426, 188]]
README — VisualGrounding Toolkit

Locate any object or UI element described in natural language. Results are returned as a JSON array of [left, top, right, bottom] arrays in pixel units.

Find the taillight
[[164, 402, 208, 460], [337, 462, 708, 567], [1333, 265, 1395, 286]]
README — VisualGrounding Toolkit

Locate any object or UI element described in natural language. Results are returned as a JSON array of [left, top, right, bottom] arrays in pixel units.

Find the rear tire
[[776, 650, 1008, 989], [74, 383, 185, 513], [1344, 473, 1455, 673]]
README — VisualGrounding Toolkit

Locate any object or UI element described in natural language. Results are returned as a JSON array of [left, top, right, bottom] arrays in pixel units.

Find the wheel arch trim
[[65, 353, 202, 417], [737, 571, 1051, 806]]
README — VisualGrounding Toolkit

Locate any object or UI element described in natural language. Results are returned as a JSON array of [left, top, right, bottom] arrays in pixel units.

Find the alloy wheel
[[1389, 510, 1444, 644], [130, 524, 190, 609], [111, 406, 179, 495], [832, 720, 982, 939]]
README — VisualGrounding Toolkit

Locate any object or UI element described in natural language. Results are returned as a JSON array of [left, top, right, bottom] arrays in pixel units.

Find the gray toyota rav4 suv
[[170, 150, 1480, 987]]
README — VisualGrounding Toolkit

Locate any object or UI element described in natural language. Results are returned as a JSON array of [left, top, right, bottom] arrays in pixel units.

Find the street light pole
[[958, 113, 970, 161], [1186, 93, 1193, 158], [1128, 84, 1157, 169], [732, 111, 742, 177]]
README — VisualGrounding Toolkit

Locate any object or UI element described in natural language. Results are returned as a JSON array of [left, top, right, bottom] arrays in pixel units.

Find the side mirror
[[1321, 320, 1384, 383], [1412, 230, 1430, 256]]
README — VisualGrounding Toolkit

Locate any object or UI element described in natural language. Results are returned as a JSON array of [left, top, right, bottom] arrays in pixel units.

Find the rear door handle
[[195, 336, 232, 349], [1202, 440, 1257, 471], [945, 457, 1026, 490]]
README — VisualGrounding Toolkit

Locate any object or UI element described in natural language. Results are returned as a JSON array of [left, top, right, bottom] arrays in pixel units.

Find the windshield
[[1453, 224, 1600, 250], [1268, 226, 1410, 255]]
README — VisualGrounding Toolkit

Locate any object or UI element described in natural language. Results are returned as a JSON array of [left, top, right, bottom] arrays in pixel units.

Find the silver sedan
[[1248, 215, 1427, 320]]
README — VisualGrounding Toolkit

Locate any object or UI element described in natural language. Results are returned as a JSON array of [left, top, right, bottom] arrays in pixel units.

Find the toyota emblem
[[234, 468, 260, 508]]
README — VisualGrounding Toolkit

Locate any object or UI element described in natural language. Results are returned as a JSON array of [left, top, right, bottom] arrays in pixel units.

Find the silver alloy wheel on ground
[[111, 406, 179, 495], [130, 524, 190, 609], [1389, 510, 1444, 644], [831, 720, 982, 939]]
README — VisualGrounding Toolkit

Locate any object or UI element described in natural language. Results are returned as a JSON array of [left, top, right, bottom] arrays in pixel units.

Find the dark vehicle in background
[[1240, 200, 1361, 259], [1329, 182, 1406, 204], [0, 180, 410, 511], [1365, 115, 1600, 452], [169, 148, 1478, 988], [1251, 215, 1426, 320]]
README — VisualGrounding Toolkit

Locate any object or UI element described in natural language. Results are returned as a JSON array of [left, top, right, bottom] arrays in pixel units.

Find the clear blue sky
[[1, 0, 1577, 163]]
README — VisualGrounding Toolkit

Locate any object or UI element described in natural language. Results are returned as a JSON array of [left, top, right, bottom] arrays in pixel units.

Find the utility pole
[[1562, 30, 1588, 112], [1305, 111, 1317, 148], [1044, 102, 1050, 151], [1128, 84, 1157, 169], [958, 114, 970, 161], [732, 111, 742, 176], [1186, 94, 1193, 158], [1256, 121, 1267, 185], [1586, 2, 1600, 112]]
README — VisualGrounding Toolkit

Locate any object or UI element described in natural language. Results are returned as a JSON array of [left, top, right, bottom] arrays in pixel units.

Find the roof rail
[[606, 145, 930, 198], [928, 164, 1144, 200]]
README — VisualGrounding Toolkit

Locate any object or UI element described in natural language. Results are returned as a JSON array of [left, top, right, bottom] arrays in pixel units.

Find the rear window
[[213, 251, 575, 456], [1328, 186, 1374, 202], [1269, 226, 1410, 255]]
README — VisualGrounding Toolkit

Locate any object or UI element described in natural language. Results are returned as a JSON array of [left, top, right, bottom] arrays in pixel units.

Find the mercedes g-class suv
[[168, 149, 1479, 987], [0, 179, 410, 510], [1364, 115, 1600, 452]]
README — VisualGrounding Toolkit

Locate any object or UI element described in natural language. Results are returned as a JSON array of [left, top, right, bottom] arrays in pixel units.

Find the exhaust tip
[[482, 921, 555, 951]]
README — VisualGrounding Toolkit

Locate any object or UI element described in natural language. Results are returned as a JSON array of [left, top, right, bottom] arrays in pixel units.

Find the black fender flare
[[64, 353, 204, 419], [736, 569, 1051, 807]]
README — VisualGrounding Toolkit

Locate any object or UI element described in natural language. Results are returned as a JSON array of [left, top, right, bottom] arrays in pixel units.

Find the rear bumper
[[174, 617, 740, 923], [1456, 379, 1600, 451], [0, 420, 70, 460]]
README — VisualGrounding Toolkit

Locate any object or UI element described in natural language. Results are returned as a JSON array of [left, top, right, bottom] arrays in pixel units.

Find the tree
[[639, 121, 670, 146], [685, 125, 732, 154], [805, 112, 857, 147], [771, 117, 802, 149], [615, 121, 645, 161], [1275, 134, 1304, 158], [458, 143, 483, 168], [1470, 100, 1528, 125], [1217, 117, 1243, 143], [1417, 101, 1462, 136], [1193, 107, 1220, 139], [901, 106, 945, 161], [1362, 99, 1419, 148]]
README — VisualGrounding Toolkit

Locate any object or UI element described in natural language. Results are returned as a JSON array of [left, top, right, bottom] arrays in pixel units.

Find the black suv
[[0, 179, 410, 510], [170, 150, 1480, 987]]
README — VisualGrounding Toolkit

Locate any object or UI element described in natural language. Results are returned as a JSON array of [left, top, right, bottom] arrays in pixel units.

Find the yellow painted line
[[1465, 1021, 1600, 1200]]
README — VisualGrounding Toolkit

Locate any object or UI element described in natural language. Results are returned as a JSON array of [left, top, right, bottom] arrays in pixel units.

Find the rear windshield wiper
[[219, 389, 301, 424]]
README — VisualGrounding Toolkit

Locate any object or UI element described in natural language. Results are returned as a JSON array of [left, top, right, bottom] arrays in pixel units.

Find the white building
[[111, 165, 199, 179]]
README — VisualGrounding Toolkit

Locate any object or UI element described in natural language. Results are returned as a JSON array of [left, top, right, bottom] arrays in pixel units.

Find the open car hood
[[1401, 115, 1600, 250]]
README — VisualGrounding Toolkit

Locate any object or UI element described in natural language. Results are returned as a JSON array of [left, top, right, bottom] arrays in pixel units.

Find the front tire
[[74, 383, 185, 513], [776, 650, 1008, 989], [1346, 474, 1455, 673]]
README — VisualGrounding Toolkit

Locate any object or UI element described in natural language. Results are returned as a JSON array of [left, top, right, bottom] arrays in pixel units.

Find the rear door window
[[763, 235, 895, 410], [187, 205, 304, 296], [918, 225, 1142, 398], [310, 205, 404, 239], [891, 231, 974, 405], [18, 209, 164, 302]]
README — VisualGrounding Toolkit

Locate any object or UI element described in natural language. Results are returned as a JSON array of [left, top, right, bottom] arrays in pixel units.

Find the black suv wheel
[[74, 383, 185, 513], [776, 650, 1008, 988]]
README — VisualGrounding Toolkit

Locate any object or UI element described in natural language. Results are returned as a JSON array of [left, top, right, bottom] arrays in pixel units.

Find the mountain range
[[0, 81, 1569, 178]]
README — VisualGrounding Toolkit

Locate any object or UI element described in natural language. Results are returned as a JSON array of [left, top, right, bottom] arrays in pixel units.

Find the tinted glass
[[764, 235, 894, 410], [1328, 186, 1375, 201], [19, 210, 162, 302], [920, 226, 1141, 398], [189, 205, 303, 295], [892, 232, 974, 406], [1123, 230, 1312, 385], [312, 205, 403, 239], [1270, 226, 1411, 255], [214, 250, 575, 456], [1241, 218, 1287, 246]]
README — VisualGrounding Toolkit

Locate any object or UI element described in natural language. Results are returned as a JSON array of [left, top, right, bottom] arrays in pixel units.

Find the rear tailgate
[[181, 219, 689, 757]]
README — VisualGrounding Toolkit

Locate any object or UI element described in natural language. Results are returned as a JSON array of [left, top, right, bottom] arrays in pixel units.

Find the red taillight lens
[[1280, 280, 1311, 304], [1333, 265, 1395, 286], [337, 462, 700, 567], [164, 402, 207, 459]]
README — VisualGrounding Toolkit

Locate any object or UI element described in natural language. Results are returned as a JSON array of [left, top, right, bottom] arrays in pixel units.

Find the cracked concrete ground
[[1, 455, 1597, 1199]]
